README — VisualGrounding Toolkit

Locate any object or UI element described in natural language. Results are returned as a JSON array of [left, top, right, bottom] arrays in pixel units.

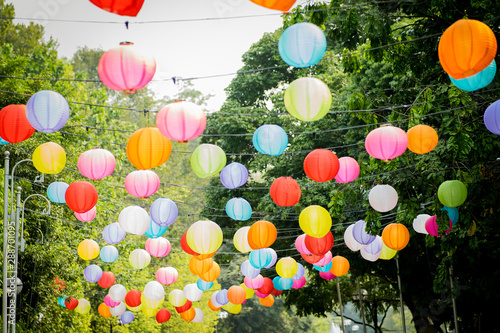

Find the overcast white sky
[[10, 0, 294, 111]]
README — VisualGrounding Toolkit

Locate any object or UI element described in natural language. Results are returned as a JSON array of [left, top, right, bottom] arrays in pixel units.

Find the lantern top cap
[[120, 41, 134, 46]]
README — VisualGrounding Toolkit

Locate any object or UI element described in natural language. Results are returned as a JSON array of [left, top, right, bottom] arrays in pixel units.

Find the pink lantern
[[294, 234, 312, 255], [98, 42, 156, 94], [156, 101, 207, 143], [104, 294, 120, 307], [334, 157, 360, 183], [244, 275, 265, 290], [75, 206, 97, 222], [145, 237, 171, 258], [124, 170, 160, 198], [314, 251, 332, 266], [319, 270, 336, 280], [254, 291, 269, 298], [292, 276, 306, 289], [365, 125, 408, 161], [156, 267, 178, 285], [77, 148, 116, 180], [425, 215, 453, 237]]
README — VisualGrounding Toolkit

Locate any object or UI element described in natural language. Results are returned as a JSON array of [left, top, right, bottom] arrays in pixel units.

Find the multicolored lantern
[[247, 220, 277, 250], [65, 181, 98, 213], [0, 105, 35, 143], [191, 144, 227, 178], [78, 148, 116, 180], [278, 22, 327, 68], [484, 99, 500, 134], [156, 101, 206, 142], [32, 142, 66, 174], [102, 222, 126, 244], [334, 156, 360, 183], [365, 125, 408, 161], [406, 124, 439, 154], [118, 206, 149, 235], [270, 177, 301, 206], [186, 220, 223, 255], [437, 180, 467, 207], [129, 249, 151, 269], [89, 0, 145, 16], [303, 149, 339, 182], [369, 184, 398, 212], [225, 197, 252, 221], [253, 124, 288, 156], [124, 170, 160, 198], [299, 205, 332, 238], [47, 181, 69, 204], [126, 127, 172, 170], [220, 162, 248, 189], [450, 59, 496, 91], [77, 239, 100, 260], [26, 90, 70, 133], [284, 77, 331, 122]]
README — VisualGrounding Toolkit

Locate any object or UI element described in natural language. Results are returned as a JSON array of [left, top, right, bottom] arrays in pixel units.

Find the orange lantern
[[438, 19, 497, 79], [208, 299, 221, 311], [259, 294, 275, 307], [126, 127, 172, 170], [249, 0, 296, 11], [406, 124, 438, 154], [227, 286, 246, 305], [198, 262, 220, 282], [189, 257, 214, 276], [180, 306, 196, 321], [98, 303, 112, 318], [382, 223, 410, 251], [247, 220, 277, 250], [193, 252, 216, 260], [330, 256, 349, 277]]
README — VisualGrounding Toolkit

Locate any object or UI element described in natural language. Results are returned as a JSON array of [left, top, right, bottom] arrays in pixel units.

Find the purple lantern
[[264, 248, 277, 268], [241, 260, 261, 279], [352, 220, 376, 245], [360, 236, 383, 262], [121, 311, 135, 324], [220, 162, 249, 189], [215, 289, 229, 306], [26, 90, 70, 133], [292, 263, 305, 280], [483, 99, 500, 135], [102, 222, 126, 245], [150, 198, 178, 227], [84, 264, 103, 283]]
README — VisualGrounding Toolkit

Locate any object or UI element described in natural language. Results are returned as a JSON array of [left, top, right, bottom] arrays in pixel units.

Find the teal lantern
[[225, 198, 252, 221], [252, 124, 288, 156], [278, 22, 327, 68], [145, 218, 168, 239], [441, 206, 459, 225], [47, 181, 69, 204], [100, 245, 119, 263], [196, 278, 213, 291], [249, 248, 273, 269], [450, 59, 496, 92], [438, 180, 467, 207]]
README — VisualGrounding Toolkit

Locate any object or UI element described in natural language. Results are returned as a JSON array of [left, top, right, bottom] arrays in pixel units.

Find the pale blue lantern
[[121, 311, 135, 324], [150, 198, 178, 227], [100, 245, 119, 263], [313, 260, 332, 272], [252, 124, 288, 156], [278, 22, 327, 68], [240, 259, 260, 279], [26, 90, 70, 133], [249, 248, 273, 269], [145, 218, 168, 239], [197, 278, 213, 291], [215, 289, 229, 306], [47, 181, 69, 204], [102, 222, 126, 245], [58, 295, 67, 307], [450, 60, 496, 92], [441, 206, 459, 225], [225, 197, 252, 221], [220, 162, 248, 189], [84, 264, 103, 283]]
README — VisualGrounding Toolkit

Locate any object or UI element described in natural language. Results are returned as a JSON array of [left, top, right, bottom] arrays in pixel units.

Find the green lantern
[[438, 180, 467, 207], [284, 77, 332, 121], [191, 144, 227, 178]]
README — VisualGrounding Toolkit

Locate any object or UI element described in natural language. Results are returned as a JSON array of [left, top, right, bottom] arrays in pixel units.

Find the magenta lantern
[[75, 206, 97, 222], [425, 215, 453, 237], [365, 125, 408, 161], [294, 234, 312, 255], [104, 294, 120, 308], [124, 170, 160, 198], [78, 148, 116, 180], [319, 270, 336, 280], [145, 237, 171, 258], [98, 42, 156, 94], [292, 276, 306, 289], [334, 156, 360, 183], [156, 101, 207, 143]]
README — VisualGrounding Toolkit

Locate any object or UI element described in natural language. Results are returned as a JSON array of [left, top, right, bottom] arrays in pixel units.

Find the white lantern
[[144, 281, 165, 301], [109, 284, 127, 302], [413, 214, 431, 234], [168, 289, 186, 307], [360, 236, 383, 262], [110, 302, 126, 316], [129, 249, 151, 269], [344, 224, 365, 252], [192, 308, 204, 323], [211, 291, 222, 308], [183, 283, 203, 302], [118, 206, 149, 235], [368, 184, 398, 212], [233, 226, 252, 253]]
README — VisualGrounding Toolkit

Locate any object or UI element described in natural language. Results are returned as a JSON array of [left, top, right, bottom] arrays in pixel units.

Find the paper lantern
[[100, 245, 119, 263], [75, 206, 96, 222], [344, 224, 365, 251], [450, 59, 496, 91], [180, 307, 196, 321], [379, 243, 398, 260], [249, 0, 295, 11], [189, 257, 214, 275], [215, 289, 229, 306], [382, 223, 410, 251], [249, 248, 273, 269], [303, 149, 339, 182], [244, 275, 265, 289], [484, 99, 500, 134], [227, 286, 246, 305], [156, 101, 206, 142], [144, 281, 165, 301], [57, 295, 67, 308], [225, 197, 252, 221], [109, 284, 127, 303], [145, 218, 168, 239], [64, 297, 79, 311], [406, 124, 439, 154], [441, 206, 459, 225], [264, 248, 278, 268], [156, 267, 178, 285], [299, 205, 332, 238], [233, 227, 252, 253], [285, 78, 331, 124], [150, 198, 178, 227], [26, 90, 70, 133], [292, 276, 306, 289], [110, 302, 126, 316], [169, 289, 187, 307], [192, 308, 204, 323], [142, 306, 159, 317], [156, 308, 171, 323], [314, 251, 332, 266], [314, 262, 332, 273], [98, 42, 155, 93], [437, 180, 467, 207], [276, 257, 298, 279], [369, 184, 398, 212], [175, 299, 193, 314], [47, 181, 69, 204], [104, 294, 121, 307], [0, 105, 35, 143], [247, 220, 277, 250], [141, 294, 163, 310], [295, 234, 312, 255], [197, 278, 214, 291], [125, 170, 160, 198], [438, 19, 497, 79], [191, 144, 227, 178], [98, 303, 112, 317], [254, 291, 269, 298], [330, 256, 349, 276], [145, 237, 171, 258], [75, 299, 90, 315], [181, 231, 199, 256], [211, 292, 223, 308], [360, 236, 383, 262], [186, 220, 223, 255], [208, 298, 221, 311], [126, 127, 172, 170], [98, 271, 115, 289], [0, 137, 8, 145], [84, 264, 103, 282], [89, 0, 144, 16], [32, 142, 66, 174], [241, 260, 261, 279], [199, 262, 221, 282], [77, 148, 116, 180], [320, 270, 336, 280], [301, 252, 324, 264], [257, 278, 274, 295], [129, 249, 151, 269], [118, 206, 149, 235], [103, 222, 126, 244], [425, 215, 453, 237], [65, 181, 98, 213], [183, 283, 203, 302], [273, 276, 293, 290], [365, 125, 408, 161], [278, 22, 326, 68], [78, 239, 99, 260], [412, 214, 431, 234], [121, 311, 135, 324], [334, 156, 360, 183], [125, 290, 142, 307], [259, 294, 275, 307], [253, 124, 288, 156], [352, 220, 376, 245], [270, 177, 301, 206], [240, 283, 255, 299], [304, 231, 334, 256], [220, 162, 248, 189]]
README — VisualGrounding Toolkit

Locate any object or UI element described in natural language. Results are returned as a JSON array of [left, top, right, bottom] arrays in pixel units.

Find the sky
[[10, 0, 295, 111]]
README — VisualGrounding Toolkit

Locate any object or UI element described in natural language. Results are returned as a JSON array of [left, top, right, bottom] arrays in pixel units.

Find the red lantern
[[256, 277, 274, 295], [89, 0, 145, 17], [300, 252, 324, 264], [0, 105, 35, 143], [65, 181, 98, 213], [98, 271, 115, 289], [304, 231, 334, 256], [270, 177, 301, 206], [270, 288, 283, 297], [175, 300, 192, 313], [125, 289, 142, 307], [181, 231, 199, 256], [65, 296, 79, 310], [303, 149, 339, 182], [156, 308, 171, 323]]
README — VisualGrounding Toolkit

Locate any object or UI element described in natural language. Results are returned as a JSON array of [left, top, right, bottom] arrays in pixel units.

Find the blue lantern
[[47, 181, 69, 204], [215, 289, 229, 306], [441, 206, 459, 225], [450, 60, 496, 92], [121, 311, 135, 324], [84, 264, 103, 283], [225, 197, 252, 221], [278, 22, 327, 68], [249, 248, 273, 269], [26, 90, 70, 133], [0, 137, 9, 145], [220, 162, 248, 189], [292, 263, 305, 280], [150, 198, 178, 227], [145, 218, 168, 239], [100, 245, 119, 263], [58, 295, 68, 307], [102, 222, 126, 245], [240, 260, 261, 279], [313, 261, 332, 272], [197, 278, 213, 291], [252, 124, 288, 156]]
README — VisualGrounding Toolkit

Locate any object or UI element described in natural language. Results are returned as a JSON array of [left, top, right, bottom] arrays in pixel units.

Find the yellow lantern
[[299, 205, 332, 238], [32, 142, 66, 174], [77, 239, 99, 260], [142, 306, 158, 317], [141, 294, 163, 309], [379, 243, 397, 260], [276, 257, 298, 279], [186, 220, 223, 255], [240, 283, 255, 299]]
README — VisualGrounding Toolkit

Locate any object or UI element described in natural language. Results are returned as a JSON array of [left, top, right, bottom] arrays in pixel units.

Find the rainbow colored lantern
[[278, 22, 326, 68], [484, 99, 500, 134], [145, 218, 168, 239], [156, 267, 178, 285], [233, 226, 252, 253], [47, 181, 69, 204], [124, 170, 160, 198], [437, 180, 467, 207], [220, 162, 248, 189], [126, 127, 172, 170], [129, 249, 151, 269], [406, 124, 439, 154], [190, 144, 227, 178], [352, 220, 376, 245], [32, 142, 66, 174], [84, 264, 103, 283], [100, 245, 119, 263], [65, 181, 98, 213], [299, 205, 332, 238], [78, 239, 100, 260], [249, 0, 296, 11], [365, 125, 408, 161], [98, 42, 156, 94], [0, 105, 35, 143], [270, 177, 301, 206], [303, 149, 339, 182], [156, 101, 206, 142], [26, 90, 70, 133], [145, 237, 171, 258], [78, 148, 116, 180], [89, 0, 145, 16], [75, 206, 96, 222], [369, 184, 398, 212], [186, 220, 223, 255], [334, 156, 360, 183], [118, 206, 149, 235], [253, 124, 288, 156], [103, 222, 126, 244], [284, 77, 331, 121], [225, 197, 252, 221], [450, 59, 496, 92]]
